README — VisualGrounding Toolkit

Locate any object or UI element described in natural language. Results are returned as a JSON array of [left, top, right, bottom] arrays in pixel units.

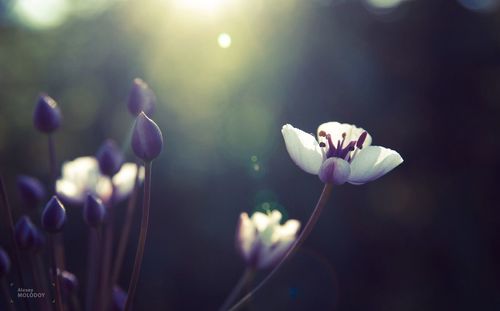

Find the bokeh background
[[1, 0, 500, 310]]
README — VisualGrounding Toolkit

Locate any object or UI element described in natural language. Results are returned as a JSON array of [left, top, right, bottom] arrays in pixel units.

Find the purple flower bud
[[0, 247, 11, 278], [131, 112, 163, 162], [60, 271, 78, 295], [41, 196, 66, 233], [83, 195, 106, 227], [318, 157, 351, 185], [112, 286, 127, 311], [96, 139, 124, 177], [17, 175, 46, 209], [33, 94, 62, 133], [15, 216, 37, 250], [127, 78, 156, 117]]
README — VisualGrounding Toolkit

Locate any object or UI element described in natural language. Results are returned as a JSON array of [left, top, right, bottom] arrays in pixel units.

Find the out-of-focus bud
[[15, 216, 37, 250], [318, 157, 351, 185], [17, 175, 46, 209], [96, 140, 124, 177], [60, 271, 78, 296], [127, 78, 156, 117], [112, 286, 127, 311], [83, 195, 106, 228], [41, 196, 66, 233], [0, 247, 10, 278], [131, 112, 163, 162], [236, 210, 300, 270], [33, 94, 62, 133]]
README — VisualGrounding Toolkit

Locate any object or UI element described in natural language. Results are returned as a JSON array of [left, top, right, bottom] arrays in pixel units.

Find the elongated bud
[[96, 139, 124, 177], [33, 94, 62, 133], [41, 196, 66, 233], [60, 271, 78, 295], [0, 247, 10, 278], [318, 157, 351, 185], [83, 195, 106, 227], [15, 216, 37, 250], [17, 175, 45, 209], [112, 286, 127, 311], [127, 78, 156, 116], [131, 112, 163, 162]]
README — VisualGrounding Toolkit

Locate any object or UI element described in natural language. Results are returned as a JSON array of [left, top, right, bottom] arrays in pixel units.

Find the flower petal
[[112, 163, 145, 202], [348, 146, 403, 185], [236, 213, 256, 261], [281, 124, 324, 175], [317, 122, 372, 148]]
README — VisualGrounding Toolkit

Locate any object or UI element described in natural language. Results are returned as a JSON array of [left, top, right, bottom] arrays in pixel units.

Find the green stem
[[111, 163, 141, 286], [228, 183, 333, 311], [49, 234, 63, 311], [218, 268, 255, 311], [124, 161, 152, 311]]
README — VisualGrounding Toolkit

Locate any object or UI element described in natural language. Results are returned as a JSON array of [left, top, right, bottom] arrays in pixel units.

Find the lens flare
[[217, 33, 232, 48]]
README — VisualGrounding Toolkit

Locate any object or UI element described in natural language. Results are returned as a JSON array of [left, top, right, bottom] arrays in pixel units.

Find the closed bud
[[131, 112, 163, 162], [15, 216, 37, 250], [0, 247, 10, 278], [127, 78, 156, 116], [83, 195, 106, 227], [33, 94, 62, 133], [60, 271, 78, 295], [96, 139, 124, 177], [318, 157, 351, 185], [17, 175, 45, 209], [112, 286, 127, 311], [41, 196, 66, 233]]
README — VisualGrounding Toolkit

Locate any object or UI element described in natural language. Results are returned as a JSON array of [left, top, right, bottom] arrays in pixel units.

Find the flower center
[[318, 130, 367, 162]]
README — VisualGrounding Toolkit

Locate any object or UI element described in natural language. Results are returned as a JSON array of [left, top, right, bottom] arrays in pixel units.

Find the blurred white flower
[[281, 122, 403, 185], [56, 156, 144, 205], [236, 210, 300, 270]]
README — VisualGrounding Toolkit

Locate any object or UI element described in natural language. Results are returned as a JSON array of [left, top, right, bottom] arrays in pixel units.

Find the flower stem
[[1, 279, 15, 311], [124, 161, 152, 311], [218, 268, 255, 311], [85, 228, 100, 311], [228, 183, 333, 311], [0, 176, 30, 311], [48, 134, 57, 192], [49, 234, 63, 311], [99, 202, 115, 311], [111, 163, 141, 286]]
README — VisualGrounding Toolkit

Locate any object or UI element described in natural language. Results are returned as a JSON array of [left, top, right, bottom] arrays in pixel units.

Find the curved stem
[[48, 134, 57, 192], [111, 162, 141, 286], [228, 183, 333, 311], [124, 161, 152, 311], [218, 268, 255, 311]]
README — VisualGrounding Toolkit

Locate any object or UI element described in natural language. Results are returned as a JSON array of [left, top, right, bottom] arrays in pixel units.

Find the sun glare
[[173, 0, 230, 13], [217, 33, 232, 48]]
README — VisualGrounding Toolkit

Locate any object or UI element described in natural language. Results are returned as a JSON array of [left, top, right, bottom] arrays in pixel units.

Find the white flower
[[56, 156, 144, 205], [236, 210, 300, 270], [281, 122, 403, 185]]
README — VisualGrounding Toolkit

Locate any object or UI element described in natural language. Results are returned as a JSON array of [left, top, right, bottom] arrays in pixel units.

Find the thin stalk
[[1, 279, 15, 311], [49, 234, 63, 311], [218, 268, 255, 311], [0, 176, 30, 311], [85, 228, 100, 311], [35, 254, 51, 311], [29, 255, 50, 311], [47, 134, 57, 192], [124, 162, 152, 311], [111, 163, 141, 286], [99, 206, 115, 311], [228, 184, 333, 311]]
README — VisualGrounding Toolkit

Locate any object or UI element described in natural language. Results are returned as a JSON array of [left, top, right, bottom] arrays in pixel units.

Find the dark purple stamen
[[319, 131, 367, 162]]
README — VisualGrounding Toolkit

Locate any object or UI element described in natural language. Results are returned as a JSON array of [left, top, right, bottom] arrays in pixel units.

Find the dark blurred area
[[1, 0, 500, 310]]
